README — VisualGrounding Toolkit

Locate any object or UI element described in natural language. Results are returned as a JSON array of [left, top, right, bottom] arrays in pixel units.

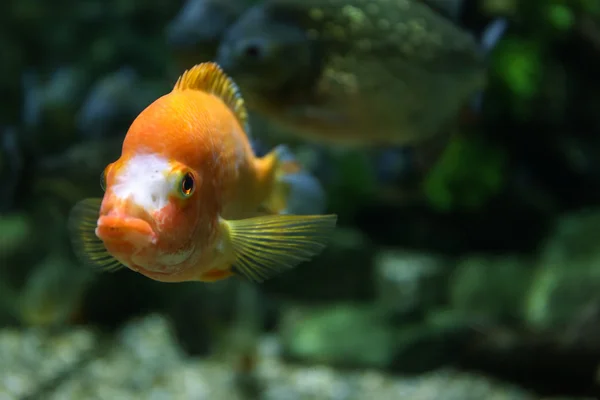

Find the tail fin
[[262, 145, 327, 215], [469, 18, 509, 114], [480, 18, 509, 56]]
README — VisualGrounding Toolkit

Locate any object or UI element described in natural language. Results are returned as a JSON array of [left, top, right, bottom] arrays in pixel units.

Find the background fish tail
[[262, 144, 326, 215], [469, 18, 510, 113]]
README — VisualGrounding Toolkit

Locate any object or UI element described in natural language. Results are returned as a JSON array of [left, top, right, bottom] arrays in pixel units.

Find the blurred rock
[[450, 254, 534, 323], [17, 253, 93, 328], [525, 209, 600, 335], [279, 304, 395, 369], [374, 249, 451, 319], [542, 398, 597, 400], [0, 323, 97, 398], [456, 326, 600, 399], [166, 0, 251, 62], [389, 309, 474, 374], [0, 313, 541, 400], [36, 137, 123, 200], [21, 66, 88, 140], [279, 303, 473, 374], [76, 67, 164, 139]]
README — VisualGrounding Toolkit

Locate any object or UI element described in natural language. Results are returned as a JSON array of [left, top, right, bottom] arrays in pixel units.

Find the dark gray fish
[[216, 0, 506, 148]]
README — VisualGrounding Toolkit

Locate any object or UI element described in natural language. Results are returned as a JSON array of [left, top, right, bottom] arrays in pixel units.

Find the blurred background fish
[[214, 0, 502, 148], [163, 0, 509, 211]]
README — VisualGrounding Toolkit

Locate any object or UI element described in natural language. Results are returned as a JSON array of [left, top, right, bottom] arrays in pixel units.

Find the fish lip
[[132, 264, 170, 276], [96, 215, 157, 247]]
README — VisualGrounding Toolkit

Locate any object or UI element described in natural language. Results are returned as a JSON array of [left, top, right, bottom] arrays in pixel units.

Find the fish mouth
[[96, 215, 157, 249], [130, 264, 170, 276]]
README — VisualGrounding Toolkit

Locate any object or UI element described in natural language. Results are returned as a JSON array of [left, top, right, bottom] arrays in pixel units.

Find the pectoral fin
[[68, 198, 125, 272], [220, 214, 337, 283]]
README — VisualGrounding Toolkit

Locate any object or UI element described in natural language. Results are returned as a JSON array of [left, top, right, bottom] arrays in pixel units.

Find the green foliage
[[486, 0, 586, 120], [424, 135, 507, 212], [516, 0, 579, 34], [491, 37, 544, 119], [579, 0, 600, 15], [546, 3, 574, 31]]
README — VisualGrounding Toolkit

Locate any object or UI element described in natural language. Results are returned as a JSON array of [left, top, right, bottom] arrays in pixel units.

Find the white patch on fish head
[[111, 153, 175, 213]]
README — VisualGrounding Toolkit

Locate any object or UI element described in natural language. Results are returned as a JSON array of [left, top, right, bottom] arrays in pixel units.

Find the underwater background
[[1, 0, 600, 398]]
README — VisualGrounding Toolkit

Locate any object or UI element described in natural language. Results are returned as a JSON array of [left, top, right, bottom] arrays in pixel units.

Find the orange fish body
[[69, 63, 336, 284]]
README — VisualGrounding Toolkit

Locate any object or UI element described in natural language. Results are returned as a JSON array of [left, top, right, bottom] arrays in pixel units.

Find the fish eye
[[240, 39, 265, 60], [180, 172, 195, 197], [244, 44, 261, 58]]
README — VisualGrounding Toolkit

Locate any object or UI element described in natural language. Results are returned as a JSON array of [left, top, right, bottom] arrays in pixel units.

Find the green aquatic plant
[[492, 37, 544, 119], [546, 3, 575, 31], [424, 134, 507, 211]]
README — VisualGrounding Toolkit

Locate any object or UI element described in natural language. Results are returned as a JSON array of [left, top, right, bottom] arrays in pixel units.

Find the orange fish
[[68, 62, 337, 283]]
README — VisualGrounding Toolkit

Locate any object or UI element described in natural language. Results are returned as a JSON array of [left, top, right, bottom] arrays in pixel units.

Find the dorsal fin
[[173, 62, 250, 134]]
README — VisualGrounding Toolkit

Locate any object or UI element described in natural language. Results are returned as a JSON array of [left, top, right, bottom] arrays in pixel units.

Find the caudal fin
[[262, 145, 327, 215], [480, 18, 509, 56], [469, 18, 509, 113]]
